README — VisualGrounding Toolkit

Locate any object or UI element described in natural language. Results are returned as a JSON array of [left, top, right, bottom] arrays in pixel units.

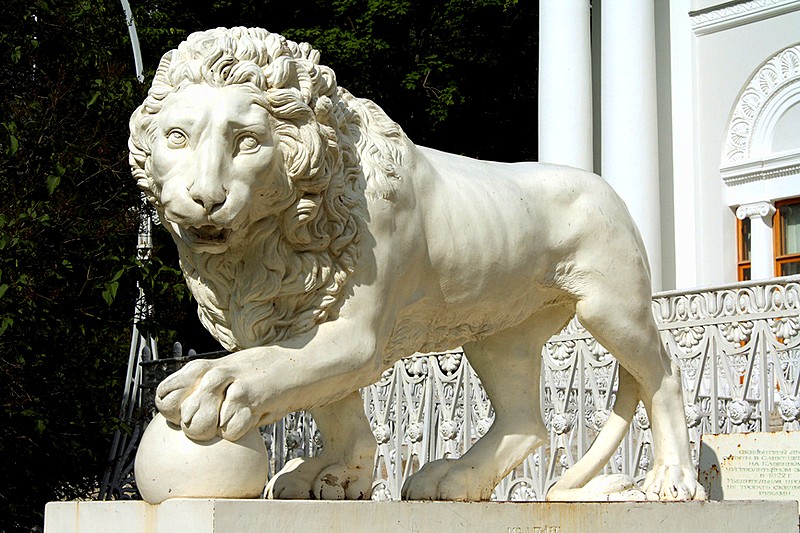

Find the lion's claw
[[547, 469, 702, 502], [154, 356, 264, 442], [642, 465, 706, 501], [180, 388, 223, 441], [267, 457, 372, 500], [155, 359, 211, 421], [402, 459, 492, 501], [219, 406, 257, 441]]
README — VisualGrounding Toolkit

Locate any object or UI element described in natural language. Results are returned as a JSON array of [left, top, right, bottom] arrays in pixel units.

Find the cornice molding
[[691, 0, 800, 36], [721, 149, 800, 185]]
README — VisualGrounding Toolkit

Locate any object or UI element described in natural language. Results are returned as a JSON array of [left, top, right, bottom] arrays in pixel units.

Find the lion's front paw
[[642, 465, 706, 501], [401, 459, 493, 501], [156, 358, 261, 442], [266, 457, 372, 500]]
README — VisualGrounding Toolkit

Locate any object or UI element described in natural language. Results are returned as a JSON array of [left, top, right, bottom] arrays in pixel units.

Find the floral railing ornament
[[261, 276, 800, 501], [109, 277, 800, 500]]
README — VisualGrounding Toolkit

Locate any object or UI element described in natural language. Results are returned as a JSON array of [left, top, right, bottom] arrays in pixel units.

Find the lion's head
[[129, 27, 410, 350]]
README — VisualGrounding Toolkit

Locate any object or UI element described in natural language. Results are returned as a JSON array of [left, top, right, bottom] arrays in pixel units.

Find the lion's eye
[[167, 129, 188, 148], [236, 134, 259, 153]]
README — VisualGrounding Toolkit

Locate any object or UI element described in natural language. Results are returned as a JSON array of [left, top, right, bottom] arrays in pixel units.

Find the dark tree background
[[0, 1, 537, 529]]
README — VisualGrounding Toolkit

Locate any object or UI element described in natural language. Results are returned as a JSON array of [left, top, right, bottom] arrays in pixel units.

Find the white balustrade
[[262, 276, 800, 501]]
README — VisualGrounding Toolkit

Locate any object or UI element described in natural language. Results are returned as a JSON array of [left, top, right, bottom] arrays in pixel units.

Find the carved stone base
[[45, 499, 797, 533]]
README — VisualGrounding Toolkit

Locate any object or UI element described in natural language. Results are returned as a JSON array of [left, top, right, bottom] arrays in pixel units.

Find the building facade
[[539, 0, 800, 291]]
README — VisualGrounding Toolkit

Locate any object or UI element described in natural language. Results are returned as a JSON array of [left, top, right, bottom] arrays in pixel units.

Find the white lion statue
[[129, 27, 703, 502]]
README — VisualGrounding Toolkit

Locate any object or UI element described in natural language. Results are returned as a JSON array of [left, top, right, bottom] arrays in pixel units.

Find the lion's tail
[[546, 365, 639, 498]]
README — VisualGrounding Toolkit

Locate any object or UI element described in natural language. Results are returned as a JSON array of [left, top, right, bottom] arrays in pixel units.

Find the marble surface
[[45, 500, 798, 533], [134, 413, 268, 503], [129, 27, 700, 502]]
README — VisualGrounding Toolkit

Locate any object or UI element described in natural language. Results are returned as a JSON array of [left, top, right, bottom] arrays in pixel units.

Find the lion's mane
[[129, 27, 410, 350]]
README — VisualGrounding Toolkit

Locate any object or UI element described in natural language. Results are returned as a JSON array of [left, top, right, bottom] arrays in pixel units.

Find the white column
[[736, 202, 776, 280], [668, 0, 698, 290], [601, 1, 662, 290], [538, 0, 593, 171]]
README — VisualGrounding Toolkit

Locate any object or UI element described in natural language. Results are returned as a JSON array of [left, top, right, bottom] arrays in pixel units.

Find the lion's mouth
[[181, 225, 232, 250]]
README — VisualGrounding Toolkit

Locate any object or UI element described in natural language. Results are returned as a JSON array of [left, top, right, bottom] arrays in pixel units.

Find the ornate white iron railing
[[103, 277, 800, 499], [264, 276, 800, 501]]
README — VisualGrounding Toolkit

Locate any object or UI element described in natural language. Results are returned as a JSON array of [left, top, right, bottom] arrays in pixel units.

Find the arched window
[[724, 43, 800, 280]]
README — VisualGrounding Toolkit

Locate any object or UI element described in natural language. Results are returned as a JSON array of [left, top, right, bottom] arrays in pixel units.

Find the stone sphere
[[134, 413, 268, 504]]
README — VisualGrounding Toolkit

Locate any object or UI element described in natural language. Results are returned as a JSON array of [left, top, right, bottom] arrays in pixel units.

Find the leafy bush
[[0, 1, 537, 529]]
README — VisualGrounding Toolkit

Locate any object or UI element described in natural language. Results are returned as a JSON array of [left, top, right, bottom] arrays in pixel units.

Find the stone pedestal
[[45, 499, 797, 533]]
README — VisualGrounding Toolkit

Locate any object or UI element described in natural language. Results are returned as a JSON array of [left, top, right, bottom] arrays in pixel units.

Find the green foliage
[[0, 1, 190, 529], [277, 0, 539, 160], [130, 0, 538, 160], [0, 0, 538, 529]]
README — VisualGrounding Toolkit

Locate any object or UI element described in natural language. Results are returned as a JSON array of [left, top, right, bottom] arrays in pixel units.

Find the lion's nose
[[189, 183, 226, 214], [190, 147, 228, 214]]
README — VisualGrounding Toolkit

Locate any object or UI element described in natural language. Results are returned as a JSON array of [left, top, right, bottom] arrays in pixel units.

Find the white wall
[[687, 8, 800, 287], [773, 103, 800, 152], [563, 1, 800, 291]]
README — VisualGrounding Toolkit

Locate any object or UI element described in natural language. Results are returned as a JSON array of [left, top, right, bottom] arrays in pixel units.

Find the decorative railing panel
[[102, 277, 800, 501], [264, 276, 800, 501]]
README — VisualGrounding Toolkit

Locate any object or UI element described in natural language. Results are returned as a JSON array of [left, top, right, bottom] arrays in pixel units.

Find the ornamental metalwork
[[254, 276, 800, 501], [105, 276, 800, 501], [100, 195, 158, 500]]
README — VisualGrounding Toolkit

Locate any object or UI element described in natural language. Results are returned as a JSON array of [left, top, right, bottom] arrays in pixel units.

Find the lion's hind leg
[[266, 391, 375, 500], [553, 273, 702, 501], [401, 306, 573, 501]]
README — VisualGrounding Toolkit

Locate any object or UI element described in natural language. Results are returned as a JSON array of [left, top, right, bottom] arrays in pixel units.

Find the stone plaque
[[699, 431, 800, 508]]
